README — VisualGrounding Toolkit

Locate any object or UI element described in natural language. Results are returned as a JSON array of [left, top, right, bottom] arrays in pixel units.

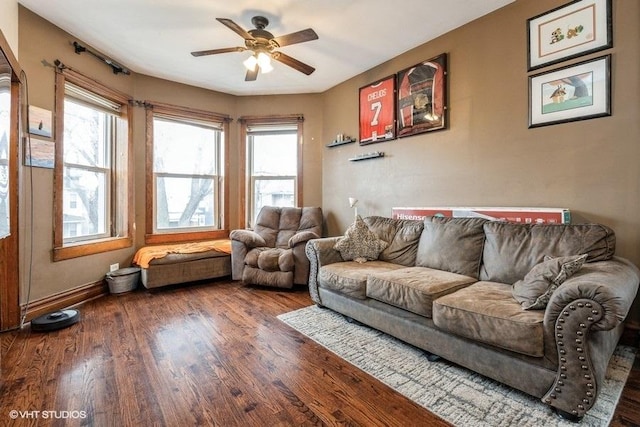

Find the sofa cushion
[[367, 267, 476, 318], [334, 215, 389, 261], [257, 248, 283, 271], [364, 216, 424, 266], [480, 222, 615, 284], [246, 247, 295, 272], [512, 254, 587, 310], [433, 281, 545, 357], [245, 247, 268, 267], [416, 217, 487, 278], [318, 261, 403, 299]]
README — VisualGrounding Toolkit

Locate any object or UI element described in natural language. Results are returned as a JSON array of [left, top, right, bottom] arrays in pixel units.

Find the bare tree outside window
[[153, 118, 220, 231], [62, 99, 110, 241]]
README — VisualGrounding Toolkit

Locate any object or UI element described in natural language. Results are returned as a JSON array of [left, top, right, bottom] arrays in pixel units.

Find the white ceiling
[[18, 0, 514, 96]]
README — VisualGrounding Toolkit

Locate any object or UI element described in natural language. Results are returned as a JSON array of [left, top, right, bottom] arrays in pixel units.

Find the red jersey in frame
[[359, 76, 396, 145], [397, 53, 447, 137]]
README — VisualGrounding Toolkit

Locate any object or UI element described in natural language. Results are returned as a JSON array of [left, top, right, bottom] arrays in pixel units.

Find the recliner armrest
[[288, 231, 320, 248], [230, 229, 267, 248]]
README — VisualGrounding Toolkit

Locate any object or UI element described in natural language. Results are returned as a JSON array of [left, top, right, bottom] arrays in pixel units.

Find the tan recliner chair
[[230, 206, 323, 288]]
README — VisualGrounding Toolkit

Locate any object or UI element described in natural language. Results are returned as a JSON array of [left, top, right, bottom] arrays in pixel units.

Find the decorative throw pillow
[[512, 254, 588, 310], [334, 215, 388, 262]]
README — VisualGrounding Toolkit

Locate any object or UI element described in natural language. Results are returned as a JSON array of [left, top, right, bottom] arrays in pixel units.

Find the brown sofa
[[230, 206, 323, 288], [305, 215, 640, 420]]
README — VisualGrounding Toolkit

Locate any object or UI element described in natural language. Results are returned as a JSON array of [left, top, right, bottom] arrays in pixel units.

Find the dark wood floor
[[0, 280, 638, 426]]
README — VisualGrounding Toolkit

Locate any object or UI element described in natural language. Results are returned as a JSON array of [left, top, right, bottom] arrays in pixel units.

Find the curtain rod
[[72, 41, 130, 75]]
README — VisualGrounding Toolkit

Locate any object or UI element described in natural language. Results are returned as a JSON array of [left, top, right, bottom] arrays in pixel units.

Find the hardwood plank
[[1, 279, 636, 426], [611, 340, 640, 427]]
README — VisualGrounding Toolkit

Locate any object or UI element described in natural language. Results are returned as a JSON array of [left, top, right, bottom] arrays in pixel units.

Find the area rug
[[278, 305, 636, 427]]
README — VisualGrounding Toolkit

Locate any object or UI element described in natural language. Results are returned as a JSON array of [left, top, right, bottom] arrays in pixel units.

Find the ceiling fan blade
[[272, 28, 318, 47], [191, 47, 246, 57], [271, 52, 315, 75], [216, 18, 255, 40], [245, 65, 259, 81]]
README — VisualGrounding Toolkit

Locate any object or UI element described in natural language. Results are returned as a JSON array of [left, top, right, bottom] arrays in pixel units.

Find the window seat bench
[[133, 240, 232, 289]]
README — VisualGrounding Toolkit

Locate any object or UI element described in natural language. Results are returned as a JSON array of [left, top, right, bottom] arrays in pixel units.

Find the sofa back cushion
[[415, 217, 488, 278], [480, 222, 616, 284], [364, 216, 424, 266]]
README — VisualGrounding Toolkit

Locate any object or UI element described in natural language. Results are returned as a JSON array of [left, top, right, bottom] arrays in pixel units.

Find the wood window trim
[[0, 31, 22, 329], [52, 69, 134, 261], [238, 114, 304, 229], [144, 101, 230, 244]]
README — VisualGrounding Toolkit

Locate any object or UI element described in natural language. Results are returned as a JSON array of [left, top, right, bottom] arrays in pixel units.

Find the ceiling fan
[[191, 16, 318, 81]]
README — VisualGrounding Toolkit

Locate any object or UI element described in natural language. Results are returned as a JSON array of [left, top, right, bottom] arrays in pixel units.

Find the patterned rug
[[278, 305, 636, 427]]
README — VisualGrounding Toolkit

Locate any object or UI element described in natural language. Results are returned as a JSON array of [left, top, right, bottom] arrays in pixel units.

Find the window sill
[[53, 237, 133, 261], [145, 230, 229, 245]]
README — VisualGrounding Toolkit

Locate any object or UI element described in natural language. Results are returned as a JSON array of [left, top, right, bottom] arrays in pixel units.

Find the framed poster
[[24, 137, 55, 169], [28, 105, 53, 138], [359, 75, 396, 145], [527, 0, 612, 71], [529, 55, 610, 128], [396, 53, 447, 137]]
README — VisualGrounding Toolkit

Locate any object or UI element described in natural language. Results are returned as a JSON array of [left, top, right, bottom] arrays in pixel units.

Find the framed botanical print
[[529, 55, 610, 128], [527, 0, 612, 71], [396, 53, 447, 137], [359, 75, 396, 145]]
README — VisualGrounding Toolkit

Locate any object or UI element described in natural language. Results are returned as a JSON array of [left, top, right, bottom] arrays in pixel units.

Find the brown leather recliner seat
[[230, 206, 323, 288]]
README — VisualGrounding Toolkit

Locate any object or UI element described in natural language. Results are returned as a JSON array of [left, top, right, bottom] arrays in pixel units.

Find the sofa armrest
[[230, 229, 267, 248], [545, 257, 640, 332], [541, 257, 639, 419], [288, 230, 320, 248], [305, 237, 343, 305]]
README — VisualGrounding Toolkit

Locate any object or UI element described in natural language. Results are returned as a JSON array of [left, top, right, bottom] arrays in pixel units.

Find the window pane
[[63, 167, 107, 239], [154, 119, 216, 175], [253, 178, 294, 221], [64, 99, 109, 167], [251, 134, 296, 176], [0, 85, 10, 238], [156, 176, 215, 229]]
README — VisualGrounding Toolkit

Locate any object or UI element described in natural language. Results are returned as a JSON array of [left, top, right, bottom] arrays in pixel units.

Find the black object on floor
[[31, 309, 80, 332]]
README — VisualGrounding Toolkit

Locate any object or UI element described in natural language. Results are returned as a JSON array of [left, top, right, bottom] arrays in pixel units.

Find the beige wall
[[17, 7, 323, 302], [321, 0, 640, 322], [0, 0, 18, 57]]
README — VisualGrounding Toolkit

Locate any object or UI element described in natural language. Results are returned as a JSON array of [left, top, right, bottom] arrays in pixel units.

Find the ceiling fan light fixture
[[257, 52, 274, 73], [192, 16, 318, 80], [243, 54, 258, 71]]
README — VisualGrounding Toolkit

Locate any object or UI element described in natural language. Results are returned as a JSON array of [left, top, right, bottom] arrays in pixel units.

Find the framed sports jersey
[[396, 53, 447, 137], [359, 75, 396, 145]]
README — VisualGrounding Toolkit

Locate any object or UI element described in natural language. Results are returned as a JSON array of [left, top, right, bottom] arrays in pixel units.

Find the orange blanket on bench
[[133, 239, 232, 269]]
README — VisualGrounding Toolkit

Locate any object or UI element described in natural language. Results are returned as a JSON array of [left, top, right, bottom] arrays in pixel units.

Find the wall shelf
[[326, 138, 356, 148], [349, 151, 385, 162]]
